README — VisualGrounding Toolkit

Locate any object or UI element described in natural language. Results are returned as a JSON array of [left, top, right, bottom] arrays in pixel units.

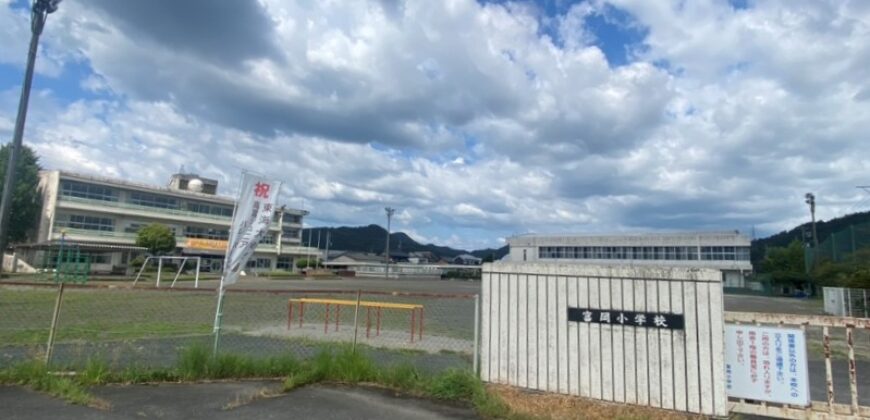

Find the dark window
[[184, 226, 229, 240], [59, 214, 114, 231], [129, 192, 179, 209], [60, 180, 118, 201]]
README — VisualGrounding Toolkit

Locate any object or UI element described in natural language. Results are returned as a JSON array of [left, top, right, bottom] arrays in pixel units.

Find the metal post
[[847, 288, 853, 317], [863, 289, 868, 319], [194, 257, 201, 289], [352, 289, 362, 352], [44, 282, 65, 364], [0, 2, 55, 268], [212, 284, 226, 357], [156, 257, 163, 288], [132, 256, 152, 287], [171, 257, 187, 288], [473, 293, 480, 374], [384, 207, 395, 279]]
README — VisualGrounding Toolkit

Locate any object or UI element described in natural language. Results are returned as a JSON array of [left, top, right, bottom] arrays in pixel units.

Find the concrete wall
[[480, 262, 727, 417]]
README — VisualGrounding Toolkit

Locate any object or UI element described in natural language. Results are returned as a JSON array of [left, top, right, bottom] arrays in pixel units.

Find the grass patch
[[0, 360, 105, 408], [1, 345, 515, 418]]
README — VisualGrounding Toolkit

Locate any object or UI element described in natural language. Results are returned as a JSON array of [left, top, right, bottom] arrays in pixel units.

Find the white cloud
[[2, 0, 869, 248]]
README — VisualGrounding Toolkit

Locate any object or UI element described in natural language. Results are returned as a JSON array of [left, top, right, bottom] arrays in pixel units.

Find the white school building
[[505, 231, 753, 288], [13, 170, 317, 274]]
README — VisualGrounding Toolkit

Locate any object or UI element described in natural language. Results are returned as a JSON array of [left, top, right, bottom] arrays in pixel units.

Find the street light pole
[[384, 207, 395, 279], [805, 193, 819, 250], [0, 0, 62, 271]]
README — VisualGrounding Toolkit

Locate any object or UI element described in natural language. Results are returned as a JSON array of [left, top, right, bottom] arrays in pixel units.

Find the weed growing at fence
[[0, 345, 514, 419], [0, 361, 99, 407]]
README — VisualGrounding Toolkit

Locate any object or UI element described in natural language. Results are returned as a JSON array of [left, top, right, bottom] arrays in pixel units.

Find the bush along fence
[[0, 282, 479, 375]]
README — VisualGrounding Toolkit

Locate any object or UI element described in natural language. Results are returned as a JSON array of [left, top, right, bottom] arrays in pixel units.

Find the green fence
[[805, 221, 870, 268]]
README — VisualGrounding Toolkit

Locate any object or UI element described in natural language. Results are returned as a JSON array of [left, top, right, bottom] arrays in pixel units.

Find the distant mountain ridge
[[301, 224, 508, 260]]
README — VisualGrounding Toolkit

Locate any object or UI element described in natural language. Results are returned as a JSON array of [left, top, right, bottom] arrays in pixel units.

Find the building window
[[184, 226, 228, 240], [246, 258, 271, 269], [187, 202, 233, 217], [281, 227, 300, 239], [58, 214, 114, 231], [277, 256, 294, 270], [60, 180, 118, 201], [259, 234, 276, 244], [129, 191, 179, 209], [282, 213, 302, 224]]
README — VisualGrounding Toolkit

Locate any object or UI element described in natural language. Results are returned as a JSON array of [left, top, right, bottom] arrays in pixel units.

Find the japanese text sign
[[725, 325, 810, 406], [567, 307, 684, 330]]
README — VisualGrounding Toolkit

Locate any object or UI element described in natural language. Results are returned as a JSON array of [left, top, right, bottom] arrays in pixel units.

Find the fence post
[[864, 289, 868, 319], [45, 282, 66, 365], [352, 289, 362, 353], [847, 289, 852, 317], [156, 258, 163, 288], [473, 293, 480, 375], [212, 285, 226, 357]]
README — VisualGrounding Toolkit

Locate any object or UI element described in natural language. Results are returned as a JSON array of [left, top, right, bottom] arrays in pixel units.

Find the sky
[[1, 0, 869, 251]]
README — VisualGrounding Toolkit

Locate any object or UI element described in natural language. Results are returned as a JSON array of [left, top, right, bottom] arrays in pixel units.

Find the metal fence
[[726, 312, 870, 419], [0, 282, 478, 373], [824, 287, 869, 318]]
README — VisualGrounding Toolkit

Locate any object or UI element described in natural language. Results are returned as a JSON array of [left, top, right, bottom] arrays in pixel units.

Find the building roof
[[453, 254, 482, 261], [331, 252, 383, 263]]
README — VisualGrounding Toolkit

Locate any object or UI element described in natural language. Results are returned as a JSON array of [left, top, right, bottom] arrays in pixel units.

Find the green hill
[[751, 210, 870, 265], [302, 225, 509, 260]]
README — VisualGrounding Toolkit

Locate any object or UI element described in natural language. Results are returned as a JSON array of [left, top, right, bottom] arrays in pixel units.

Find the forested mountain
[[301, 225, 509, 260]]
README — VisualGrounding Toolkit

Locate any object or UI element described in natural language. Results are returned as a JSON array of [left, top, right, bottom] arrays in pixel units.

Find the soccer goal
[[132, 256, 202, 288]]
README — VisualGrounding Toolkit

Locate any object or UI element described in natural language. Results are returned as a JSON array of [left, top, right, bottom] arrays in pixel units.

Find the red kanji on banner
[[254, 182, 270, 198]]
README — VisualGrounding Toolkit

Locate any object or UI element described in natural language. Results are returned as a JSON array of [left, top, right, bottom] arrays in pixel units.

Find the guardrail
[[725, 311, 870, 419]]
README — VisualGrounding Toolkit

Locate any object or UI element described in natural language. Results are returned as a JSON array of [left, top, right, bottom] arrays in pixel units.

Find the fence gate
[[725, 312, 870, 419], [480, 262, 728, 417]]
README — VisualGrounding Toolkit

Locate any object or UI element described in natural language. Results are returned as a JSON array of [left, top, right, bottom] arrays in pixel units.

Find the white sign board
[[725, 325, 810, 406]]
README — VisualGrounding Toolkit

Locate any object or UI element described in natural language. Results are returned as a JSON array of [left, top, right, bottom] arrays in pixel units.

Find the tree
[[812, 248, 870, 288], [135, 224, 176, 255], [761, 239, 810, 286], [0, 144, 42, 243]]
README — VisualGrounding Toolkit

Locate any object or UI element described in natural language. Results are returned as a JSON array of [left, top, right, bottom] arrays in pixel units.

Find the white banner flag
[[222, 173, 281, 286]]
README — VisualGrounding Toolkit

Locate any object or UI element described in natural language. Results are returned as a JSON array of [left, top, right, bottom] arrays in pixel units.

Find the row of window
[[187, 202, 233, 217], [61, 181, 118, 202], [59, 181, 301, 222], [129, 191, 179, 209], [246, 258, 272, 269], [59, 214, 280, 245], [184, 226, 229, 240], [538, 246, 750, 261], [56, 215, 114, 231]]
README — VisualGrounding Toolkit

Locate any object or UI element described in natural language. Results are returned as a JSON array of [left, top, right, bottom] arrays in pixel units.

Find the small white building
[[506, 231, 752, 288]]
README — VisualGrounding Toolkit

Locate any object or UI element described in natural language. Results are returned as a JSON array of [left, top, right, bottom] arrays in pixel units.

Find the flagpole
[[213, 171, 245, 357]]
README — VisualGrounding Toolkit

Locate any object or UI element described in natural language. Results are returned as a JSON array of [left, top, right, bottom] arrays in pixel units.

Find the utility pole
[[805, 193, 819, 250], [805, 192, 820, 278], [315, 229, 321, 267], [324, 230, 331, 264], [384, 207, 395, 279], [0, 0, 62, 272]]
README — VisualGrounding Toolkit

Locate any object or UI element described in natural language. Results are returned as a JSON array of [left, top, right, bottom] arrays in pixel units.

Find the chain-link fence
[[806, 221, 870, 267], [823, 286, 870, 318], [0, 282, 478, 374]]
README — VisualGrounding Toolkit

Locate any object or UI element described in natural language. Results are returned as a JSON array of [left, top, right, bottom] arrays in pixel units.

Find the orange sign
[[186, 238, 228, 251]]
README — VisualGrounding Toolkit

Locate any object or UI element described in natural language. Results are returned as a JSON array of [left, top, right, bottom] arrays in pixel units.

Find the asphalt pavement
[[1, 382, 478, 420]]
